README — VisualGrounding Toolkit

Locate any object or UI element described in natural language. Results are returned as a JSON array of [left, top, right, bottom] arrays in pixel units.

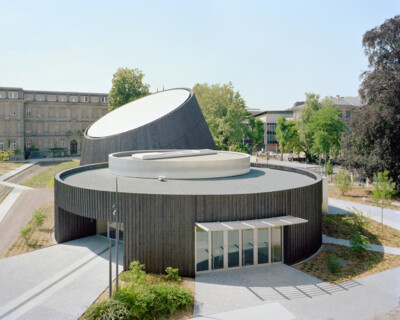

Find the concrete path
[[0, 235, 123, 320], [322, 234, 400, 255], [329, 198, 400, 230], [0, 161, 38, 182], [194, 264, 400, 320], [0, 188, 54, 258]]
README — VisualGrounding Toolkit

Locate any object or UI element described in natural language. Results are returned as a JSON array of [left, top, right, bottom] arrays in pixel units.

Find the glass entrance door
[[195, 226, 283, 273]]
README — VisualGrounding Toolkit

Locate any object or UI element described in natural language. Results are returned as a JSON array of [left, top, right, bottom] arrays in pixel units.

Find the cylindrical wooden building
[[55, 150, 322, 278]]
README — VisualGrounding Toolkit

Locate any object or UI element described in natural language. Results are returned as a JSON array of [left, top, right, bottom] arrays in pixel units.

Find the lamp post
[[112, 178, 120, 291]]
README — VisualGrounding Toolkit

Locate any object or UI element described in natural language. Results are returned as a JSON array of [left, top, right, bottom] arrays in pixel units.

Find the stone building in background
[[292, 95, 366, 125], [0, 87, 108, 160]]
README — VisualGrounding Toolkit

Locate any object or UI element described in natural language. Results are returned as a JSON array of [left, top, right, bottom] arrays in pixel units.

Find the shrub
[[120, 261, 146, 283], [327, 259, 341, 274], [335, 169, 352, 195], [83, 299, 131, 320], [165, 267, 179, 281], [32, 210, 47, 228], [350, 232, 370, 255], [20, 225, 32, 244]]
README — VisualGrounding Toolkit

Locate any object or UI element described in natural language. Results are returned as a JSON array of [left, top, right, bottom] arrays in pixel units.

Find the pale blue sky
[[1, 0, 399, 110]]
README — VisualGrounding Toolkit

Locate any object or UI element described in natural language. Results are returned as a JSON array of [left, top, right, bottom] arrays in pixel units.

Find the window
[[101, 96, 108, 103], [8, 91, 18, 99], [59, 96, 67, 102], [10, 140, 16, 150], [346, 110, 352, 118], [26, 141, 32, 149], [37, 140, 43, 149], [0, 141, 4, 150], [49, 140, 54, 148], [59, 139, 66, 148], [70, 96, 78, 102], [212, 231, 224, 270], [83, 96, 89, 102], [196, 227, 209, 272], [338, 112, 343, 118], [0, 92, 5, 98], [26, 108, 31, 117]]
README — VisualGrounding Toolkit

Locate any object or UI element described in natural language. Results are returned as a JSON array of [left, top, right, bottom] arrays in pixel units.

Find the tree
[[335, 169, 352, 195], [0, 150, 14, 162], [108, 67, 150, 111], [342, 15, 400, 188], [371, 171, 396, 231], [309, 99, 348, 169], [193, 82, 249, 150], [297, 93, 320, 162], [275, 116, 298, 161], [244, 116, 265, 153]]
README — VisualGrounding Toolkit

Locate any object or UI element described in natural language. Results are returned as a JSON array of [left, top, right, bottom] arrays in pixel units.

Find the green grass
[[21, 160, 79, 189]]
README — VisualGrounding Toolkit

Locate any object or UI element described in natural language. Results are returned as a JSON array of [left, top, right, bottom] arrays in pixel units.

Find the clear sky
[[1, 0, 399, 110]]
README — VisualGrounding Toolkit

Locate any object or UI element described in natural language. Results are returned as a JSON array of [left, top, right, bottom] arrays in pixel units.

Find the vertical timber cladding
[[54, 162, 322, 278]]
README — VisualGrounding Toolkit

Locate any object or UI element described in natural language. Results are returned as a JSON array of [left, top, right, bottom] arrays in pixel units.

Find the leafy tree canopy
[[342, 15, 400, 187], [244, 116, 265, 153], [108, 67, 150, 111], [297, 94, 347, 163], [275, 116, 298, 160], [193, 82, 249, 150]]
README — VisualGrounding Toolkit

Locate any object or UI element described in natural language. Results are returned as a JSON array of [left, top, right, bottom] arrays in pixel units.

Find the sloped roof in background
[[293, 96, 366, 110]]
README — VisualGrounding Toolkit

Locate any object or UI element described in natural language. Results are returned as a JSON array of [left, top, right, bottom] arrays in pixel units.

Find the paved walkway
[[0, 235, 123, 320], [329, 198, 400, 230], [193, 264, 400, 320]]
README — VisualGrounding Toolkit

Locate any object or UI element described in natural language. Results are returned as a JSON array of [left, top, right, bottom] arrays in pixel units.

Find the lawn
[[5, 202, 55, 258], [323, 214, 400, 247], [0, 162, 25, 175], [295, 213, 400, 284], [20, 160, 79, 188]]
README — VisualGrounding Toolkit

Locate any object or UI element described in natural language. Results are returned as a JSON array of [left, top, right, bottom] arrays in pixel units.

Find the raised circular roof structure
[[80, 88, 216, 165], [108, 149, 250, 179], [87, 89, 190, 138]]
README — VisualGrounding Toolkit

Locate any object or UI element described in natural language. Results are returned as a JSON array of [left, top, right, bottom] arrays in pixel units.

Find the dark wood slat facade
[[55, 162, 322, 277], [80, 89, 216, 165]]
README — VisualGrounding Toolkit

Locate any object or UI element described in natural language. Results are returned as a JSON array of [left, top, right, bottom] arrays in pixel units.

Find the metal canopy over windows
[[195, 215, 307, 232]]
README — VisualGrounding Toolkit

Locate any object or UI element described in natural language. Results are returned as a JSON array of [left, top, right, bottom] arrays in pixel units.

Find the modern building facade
[[54, 89, 322, 278], [253, 110, 294, 152], [0, 87, 108, 160]]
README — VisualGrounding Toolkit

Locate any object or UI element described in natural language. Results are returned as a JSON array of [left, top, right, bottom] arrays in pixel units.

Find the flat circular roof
[[87, 89, 190, 138], [60, 166, 317, 195]]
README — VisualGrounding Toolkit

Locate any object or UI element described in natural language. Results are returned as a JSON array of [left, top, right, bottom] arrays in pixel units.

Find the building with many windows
[[0, 87, 108, 160], [292, 95, 366, 124], [253, 110, 294, 152]]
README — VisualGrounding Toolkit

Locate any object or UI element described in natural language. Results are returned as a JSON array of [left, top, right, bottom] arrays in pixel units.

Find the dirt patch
[[294, 244, 400, 284], [329, 184, 400, 210], [5, 202, 55, 258]]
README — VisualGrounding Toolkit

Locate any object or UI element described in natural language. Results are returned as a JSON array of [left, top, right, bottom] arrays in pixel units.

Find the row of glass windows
[[0, 91, 108, 103], [196, 227, 283, 273]]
